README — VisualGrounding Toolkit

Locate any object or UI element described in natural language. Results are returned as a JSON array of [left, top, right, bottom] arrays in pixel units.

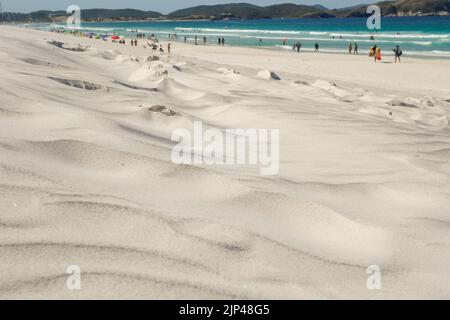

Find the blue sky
[[2, 1, 377, 14]]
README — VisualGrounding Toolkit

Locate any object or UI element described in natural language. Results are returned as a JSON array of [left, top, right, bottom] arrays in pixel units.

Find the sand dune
[[0, 25, 449, 299]]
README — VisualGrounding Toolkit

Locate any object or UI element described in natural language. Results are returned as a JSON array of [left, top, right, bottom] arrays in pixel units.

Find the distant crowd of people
[[368, 44, 403, 63], [48, 28, 405, 63], [289, 38, 402, 63], [176, 34, 225, 46]]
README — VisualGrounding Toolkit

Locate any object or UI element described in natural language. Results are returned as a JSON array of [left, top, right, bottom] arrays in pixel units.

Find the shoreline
[[10, 24, 450, 98], [21, 23, 450, 60]]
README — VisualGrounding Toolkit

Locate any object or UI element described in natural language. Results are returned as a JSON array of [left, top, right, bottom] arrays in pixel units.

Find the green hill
[[168, 1, 450, 19], [167, 3, 322, 19], [334, 0, 450, 17], [80, 9, 162, 20], [1, 1, 449, 22]]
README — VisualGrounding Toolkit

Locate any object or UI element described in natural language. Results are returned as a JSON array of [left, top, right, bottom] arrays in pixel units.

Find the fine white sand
[[0, 25, 449, 299]]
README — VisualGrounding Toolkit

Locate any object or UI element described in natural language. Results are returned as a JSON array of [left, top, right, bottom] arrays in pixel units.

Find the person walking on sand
[[375, 46, 381, 62], [393, 45, 402, 63], [354, 43, 358, 55], [349, 43, 353, 54], [315, 43, 319, 52], [221, 37, 225, 46], [370, 45, 377, 60], [168, 43, 171, 54]]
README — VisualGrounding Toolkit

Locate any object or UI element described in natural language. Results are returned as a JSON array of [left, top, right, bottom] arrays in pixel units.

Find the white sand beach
[[0, 25, 449, 299]]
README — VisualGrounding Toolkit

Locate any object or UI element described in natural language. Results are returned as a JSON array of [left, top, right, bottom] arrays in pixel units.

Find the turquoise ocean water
[[30, 16, 450, 57]]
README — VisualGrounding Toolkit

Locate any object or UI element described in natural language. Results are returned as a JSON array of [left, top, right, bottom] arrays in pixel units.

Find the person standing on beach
[[349, 43, 353, 54], [222, 37, 225, 46], [218, 37, 221, 46], [370, 45, 377, 60], [168, 43, 171, 54], [354, 43, 358, 55], [393, 45, 402, 63], [315, 43, 319, 52], [375, 46, 381, 62], [184, 36, 187, 43], [195, 36, 198, 45], [203, 36, 207, 45]]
